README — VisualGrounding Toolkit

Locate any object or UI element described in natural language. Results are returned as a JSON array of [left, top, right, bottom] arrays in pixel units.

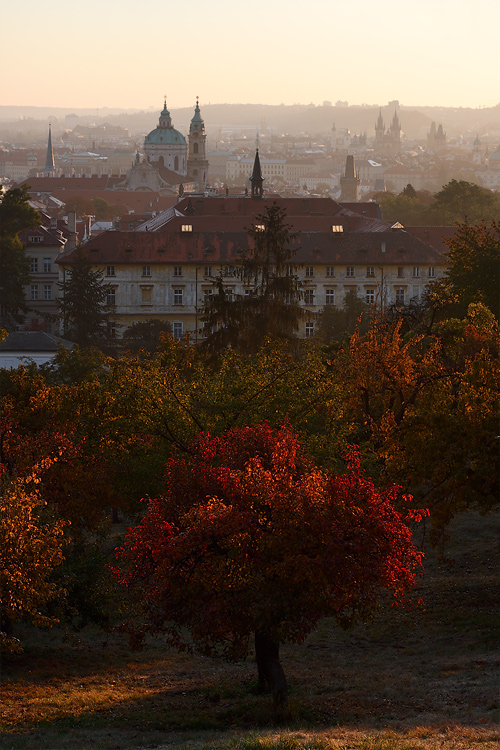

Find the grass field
[[1, 511, 498, 750]]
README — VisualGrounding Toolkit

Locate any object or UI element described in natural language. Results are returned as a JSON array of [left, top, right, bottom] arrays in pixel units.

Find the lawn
[[1, 511, 498, 750]]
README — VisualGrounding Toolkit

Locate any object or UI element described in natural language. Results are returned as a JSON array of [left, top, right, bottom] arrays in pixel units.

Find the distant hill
[[1, 103, 499, 142]]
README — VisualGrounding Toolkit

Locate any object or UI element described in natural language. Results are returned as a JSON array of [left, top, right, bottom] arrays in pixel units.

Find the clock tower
[[187, 98, 209, 190]]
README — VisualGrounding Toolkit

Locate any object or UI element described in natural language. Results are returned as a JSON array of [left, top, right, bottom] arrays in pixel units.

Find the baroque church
[[113, 98, 208, 196]]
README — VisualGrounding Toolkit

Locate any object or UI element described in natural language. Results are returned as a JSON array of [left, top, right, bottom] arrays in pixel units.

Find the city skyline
[[3, 0, 499, 111]]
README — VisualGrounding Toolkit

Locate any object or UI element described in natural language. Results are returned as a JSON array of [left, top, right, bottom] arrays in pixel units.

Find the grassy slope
[[1, 512, 498, 750]]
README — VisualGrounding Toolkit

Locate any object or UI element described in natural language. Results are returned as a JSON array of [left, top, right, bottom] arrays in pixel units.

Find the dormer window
[[331, 224, 343, 232], [181, 224, 193, 232], [255, 224, 265, 231], [29, 236, 43, 243]]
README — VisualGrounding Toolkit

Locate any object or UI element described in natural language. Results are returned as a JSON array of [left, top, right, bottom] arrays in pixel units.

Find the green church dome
[[144, 127, 186, 146]]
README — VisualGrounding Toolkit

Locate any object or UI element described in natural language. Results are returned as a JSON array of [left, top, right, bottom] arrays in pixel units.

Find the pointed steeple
[[44, 123, 55, 172], [250, 149, 264, 198]]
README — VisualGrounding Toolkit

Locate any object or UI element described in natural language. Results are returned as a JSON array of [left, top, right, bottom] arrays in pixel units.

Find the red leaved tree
[[116, 424, 423, 711]]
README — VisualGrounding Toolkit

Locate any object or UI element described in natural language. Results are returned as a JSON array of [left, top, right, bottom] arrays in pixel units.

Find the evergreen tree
[[57, 250, 113, 347], [0, 186, 40, 329], [201, 203, 305, 354]]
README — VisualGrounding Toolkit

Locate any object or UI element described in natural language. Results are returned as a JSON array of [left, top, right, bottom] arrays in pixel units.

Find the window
[[43, 285, 52, 301], [326, 266, 335, 277], [366, 266, 375, 277], [107, 289, 116, 306], [305, 266, 314, 277], [397, 267, 405, 278], [106, 266, 115, 277], [204, 266, 212, 277], [428, 266, 435, 278], [225, 287, 233, 301], [30, 285, 38, 300], [108, 323, 116, 337], [203, 288, 213, 302], [142, 265, 151, 277], [223, 266, 235, 277], [173, 266, 182, 276], [29, 235, 43, 243], [141, 287, 152, 305], [365, 289, 375, 305], [255, 224, 265, 231], [30, 257, 38, 273], [181, 224, 192, 232], [304, 289, 315, 305], [395, 288, 405, 305], [331, 224, 343, 232], [346, 266, 355, 277], [413, 267, 420, 278], [193, 142, 199, 154], [305, 322, 315, 338], [173, 288, 183, 305], [325, 289, 335, 305], [173, 322, 183, 339], [43, 258, 51, 273], [412, 286, 420, 300]]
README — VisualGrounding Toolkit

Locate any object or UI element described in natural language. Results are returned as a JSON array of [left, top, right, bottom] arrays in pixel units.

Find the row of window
[[108, 286, 415, 308], [105, 264, 437, 280], [30, 285, 52, 300], [30, 258, 53, 273]]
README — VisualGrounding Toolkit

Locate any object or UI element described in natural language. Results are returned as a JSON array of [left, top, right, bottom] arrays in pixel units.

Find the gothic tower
[[390, 110, 401, 152], [250, 149, 264, 198], [473, 134, 482, 166], [340, 154, 360, 202], [375, 109, 385, 146], [187, 98, 209, 190], [43, 123, 55, 173]]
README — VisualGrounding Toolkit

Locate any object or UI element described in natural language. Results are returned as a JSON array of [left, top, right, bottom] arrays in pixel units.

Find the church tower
[[473, 135, 482, 166], [187, 98, 209, 190], [375, 109, 385, 147], [390, 110, 401, 152], [43, 123, 55, 173], [340, 154, 360, 202], [250, 149, 264, 198]]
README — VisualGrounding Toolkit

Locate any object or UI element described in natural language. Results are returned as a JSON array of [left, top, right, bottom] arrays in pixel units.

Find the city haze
[[3, 0, 499, 111]]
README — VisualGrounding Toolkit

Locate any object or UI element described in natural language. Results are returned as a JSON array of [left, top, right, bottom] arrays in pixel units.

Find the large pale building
[[56, 154, 452, 341]]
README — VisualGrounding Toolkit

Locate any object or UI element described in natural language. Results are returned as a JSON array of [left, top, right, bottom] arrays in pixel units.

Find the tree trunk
[[254, 630, 288, 714]]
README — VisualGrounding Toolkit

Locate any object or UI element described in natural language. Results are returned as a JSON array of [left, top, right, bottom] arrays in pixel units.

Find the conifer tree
[[201, 203, 305, 354]]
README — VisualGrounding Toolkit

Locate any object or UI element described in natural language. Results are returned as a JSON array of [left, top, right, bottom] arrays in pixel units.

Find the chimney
[[67, 211, 77, 234]]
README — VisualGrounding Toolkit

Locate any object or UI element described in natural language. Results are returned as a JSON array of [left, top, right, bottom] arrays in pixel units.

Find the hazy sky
[[3, 0, 498, 110]]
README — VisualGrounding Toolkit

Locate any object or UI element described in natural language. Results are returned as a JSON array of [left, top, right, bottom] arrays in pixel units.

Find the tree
[[441, 221, 500, 319], [317, 290, 370, 345], [431, 179, 500, 225], [122, 319, 173, 354], [116, 424, 423, 712], [0, 185, 41, 329], [201, 203, 305, 355], [57, 250, 114, 346], [0, 464, 68, 653]]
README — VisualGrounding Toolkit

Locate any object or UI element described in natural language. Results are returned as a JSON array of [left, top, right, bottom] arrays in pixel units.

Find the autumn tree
[[201, 203, 305, 355], [116, 424, 423, 712], [0, 185, 41, 328], [342, 304, 499, 542], [0, 464, 68, 653]]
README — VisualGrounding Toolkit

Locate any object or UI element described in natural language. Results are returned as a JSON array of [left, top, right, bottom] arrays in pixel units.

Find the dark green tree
[[441, 221, 500, 319], [401, 183, 417, 198], [201, 203, 305, 354], [122, 319, 173, 354], [57, 250, 113, 347], [317, 290, 370, 345], [0, 186, 40, 329], [431, 179, 500, 225]]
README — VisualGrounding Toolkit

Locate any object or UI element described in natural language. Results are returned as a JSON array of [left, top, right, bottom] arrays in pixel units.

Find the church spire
[[44, 123, 55, 172], [250, 149, 264, 198]]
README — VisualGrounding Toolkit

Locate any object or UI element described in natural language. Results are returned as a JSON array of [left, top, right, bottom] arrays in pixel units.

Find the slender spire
[[44, 123, 55, 172], [250, 149, 264, 198]]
